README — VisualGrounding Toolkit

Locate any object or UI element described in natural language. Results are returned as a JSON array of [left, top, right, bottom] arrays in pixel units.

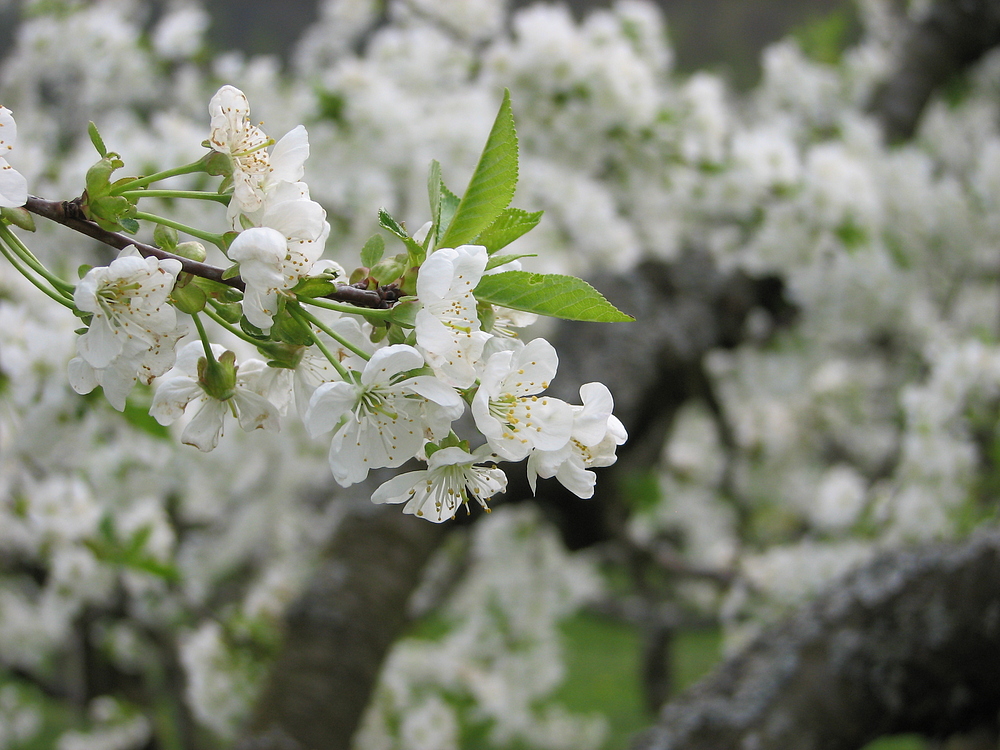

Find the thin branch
[[24, 196, 245, 290], [22, 195, 390, 309]]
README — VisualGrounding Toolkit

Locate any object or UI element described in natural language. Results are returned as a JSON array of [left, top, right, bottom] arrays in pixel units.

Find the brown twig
[[22, 195, 389, 309], [25, 195, 246, 290]]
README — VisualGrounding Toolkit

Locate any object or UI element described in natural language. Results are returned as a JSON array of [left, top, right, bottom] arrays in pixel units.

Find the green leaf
[[88, 121, 108, 158], [476, 208, 543, 254], [474, 271, 634, 322], [427, 159, 461, 250], [360, 233, 385, 267], [439, 89, 519, 248], [484, 253, 537, 271], [378, 207, 425, 265], [437, 182, 461, 247], [428, 159, 442, 235]]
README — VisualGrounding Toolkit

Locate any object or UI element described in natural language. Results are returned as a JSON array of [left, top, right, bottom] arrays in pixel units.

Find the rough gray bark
[[232, 252, 791, 749], [632, 527, 1000, 750], [870, 0, 1000, 142], [235, 495, 450, 750]]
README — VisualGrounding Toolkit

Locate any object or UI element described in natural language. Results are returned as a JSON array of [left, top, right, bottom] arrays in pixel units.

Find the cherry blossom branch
[[22, 195, 390, 309], [24, 195, 245, 290]]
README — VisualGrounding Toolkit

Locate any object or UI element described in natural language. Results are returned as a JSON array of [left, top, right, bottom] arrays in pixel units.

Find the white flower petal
[[182, 399, 228, 452], [304, 380, 357, 437], [269, 125, 309, 185]]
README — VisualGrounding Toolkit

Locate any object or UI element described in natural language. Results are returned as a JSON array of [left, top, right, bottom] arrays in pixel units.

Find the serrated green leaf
[[474, 271, 634, 323], [437, 182, 461, 248], [88, 121, 108, 158], [360, 233, 385, 267], [378, 207, 425, 264], [439, 89, 518, 248], [484, 253, 537, 271], [428, 159, 442, 233], [476, 208, 543, 254]]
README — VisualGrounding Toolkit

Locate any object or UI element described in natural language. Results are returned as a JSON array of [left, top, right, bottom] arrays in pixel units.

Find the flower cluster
[[0, 86, 627, 524]]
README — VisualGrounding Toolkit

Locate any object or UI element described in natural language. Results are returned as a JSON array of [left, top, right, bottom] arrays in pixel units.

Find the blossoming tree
[[4, 0, 1000, 748]]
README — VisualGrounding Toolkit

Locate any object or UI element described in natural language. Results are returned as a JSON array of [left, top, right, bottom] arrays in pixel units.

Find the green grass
[[861, 736, 927, 750], [555, 614, 723, 750], [554, 613, 647, 749]]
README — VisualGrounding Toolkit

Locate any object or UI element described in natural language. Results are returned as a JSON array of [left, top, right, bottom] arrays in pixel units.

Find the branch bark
[[869, 0, 1000, 142], [632, 527, 1000, 750], [235, 493, 451, 750], [22, 196, 391, 308]]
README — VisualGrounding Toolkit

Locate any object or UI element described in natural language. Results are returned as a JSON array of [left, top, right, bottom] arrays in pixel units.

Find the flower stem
[[294, 304, 373, 362], [0, 233, 75, 309], [0, 223, 76, 296], [134, 211, 226, 249], [300, 295, 392, 321], [203, 303, 266, 347], [109, 160, 206, 194], [120, 190, 231, 204], [191, 312, 217, 363], [286, 306, 356, 380]]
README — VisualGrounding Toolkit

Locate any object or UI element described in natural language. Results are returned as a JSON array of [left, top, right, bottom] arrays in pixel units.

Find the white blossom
[[290, 314, 373, 419], [207, 85, 310, 225], [526, 382, 627, 498], [372, 444, 507, 522], [69, 325, 186, 411], [304, 345, 464, 487], [228, 193, 332, 331], [415, 244, 491, 388], [149, 342, 281, 452], [472, 338, 574, 461], [73, 246, 182, 370], [0, 105, 27, 208]]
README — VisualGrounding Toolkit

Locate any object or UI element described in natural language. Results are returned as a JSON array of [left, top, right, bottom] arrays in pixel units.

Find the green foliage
[[791, 7, 859, 65], [87, 120, 108, 158], [556, 614, 723, 749], [439, 89, 519, 249], [474, 270, 634, 323], [378, 207, 426, 265], [620, 469, 662, 514], [475, 208, 544, 254], [370, 253, 408, 285], [82, 155, 139, 233], [860, 736, 927, 750], [360, 233, 386, 268], [85, 516, 180, 583]]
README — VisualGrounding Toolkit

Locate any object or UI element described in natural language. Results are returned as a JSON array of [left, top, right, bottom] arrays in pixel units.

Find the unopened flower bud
[[172, 241, 207, 262]]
